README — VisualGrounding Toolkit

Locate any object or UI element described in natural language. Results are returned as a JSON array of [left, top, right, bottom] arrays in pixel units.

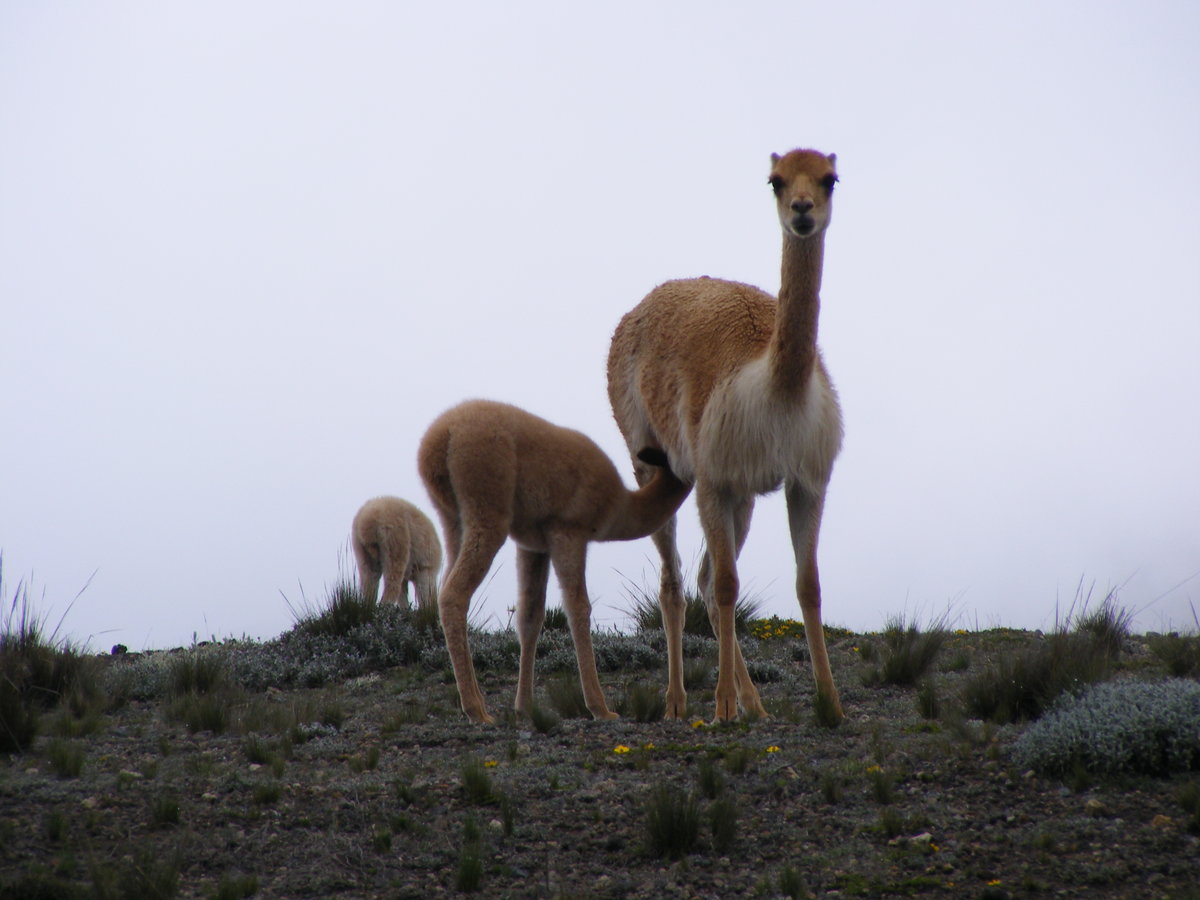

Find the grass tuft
[[461, 756, 494, 805], [709, 795, 738, 853], [290, 580, 380, 638], [626, 584, 762, 637], [860, 612, 949, 687], [545, 675, 590, 719], [960, 595, 1131, 724], [1, 565, 98, 753], [528, 703, 561, 735], [644, 783, 702, 859], [618, 682, 665, 723]]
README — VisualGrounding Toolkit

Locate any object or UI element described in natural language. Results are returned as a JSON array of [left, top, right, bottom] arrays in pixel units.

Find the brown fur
[[417, 399, 691, 724], [607, 148, 845, 722], [351, 497, 443, 610]]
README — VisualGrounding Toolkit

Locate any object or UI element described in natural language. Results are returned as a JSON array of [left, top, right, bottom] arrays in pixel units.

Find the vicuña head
[[607, 146, 845, 724], [418, 398, 691, 724], [768, 149, 838, 239]]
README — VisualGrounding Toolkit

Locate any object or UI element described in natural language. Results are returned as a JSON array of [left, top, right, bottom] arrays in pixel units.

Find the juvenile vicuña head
[[768, 149, 838, 239]]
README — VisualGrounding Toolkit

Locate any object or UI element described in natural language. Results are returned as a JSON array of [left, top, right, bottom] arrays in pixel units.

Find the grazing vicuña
[[418, 399, 691, 724]]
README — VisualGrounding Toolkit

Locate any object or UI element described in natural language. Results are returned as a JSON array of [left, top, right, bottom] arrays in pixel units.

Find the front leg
[[697, 497, 767, 718], [696, 484, 742, 722], [786, 483, 843, 722], [550, 537, 617, 720]]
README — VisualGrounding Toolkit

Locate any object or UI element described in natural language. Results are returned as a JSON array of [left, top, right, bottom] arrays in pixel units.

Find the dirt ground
[[2, 628, 1198, 899]]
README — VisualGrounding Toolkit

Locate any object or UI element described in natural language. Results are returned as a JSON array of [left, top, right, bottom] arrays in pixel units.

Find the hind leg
[[513, 548, 551, 716], [379, 525, 412, 609], [354, 540, 382, 605], [440, 525, 507, 723]]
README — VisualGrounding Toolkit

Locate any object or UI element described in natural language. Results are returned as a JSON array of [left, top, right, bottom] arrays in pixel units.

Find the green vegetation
[[626, 584, 762, 637], [960, 596, 1131, 724], [644, 782, 702, 860], [859, 612, 949, 687]]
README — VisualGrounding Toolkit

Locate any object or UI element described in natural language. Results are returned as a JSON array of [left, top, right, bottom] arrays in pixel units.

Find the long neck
[[600, 469, 691, 542], [769, 232, 825, 395]]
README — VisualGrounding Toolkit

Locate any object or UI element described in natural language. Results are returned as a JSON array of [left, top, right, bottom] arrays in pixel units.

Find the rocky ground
[[2, 624, 1198, 899]]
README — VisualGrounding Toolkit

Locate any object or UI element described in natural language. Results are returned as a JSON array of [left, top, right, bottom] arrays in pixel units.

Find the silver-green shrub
[[1011, 678, 1200, 776]]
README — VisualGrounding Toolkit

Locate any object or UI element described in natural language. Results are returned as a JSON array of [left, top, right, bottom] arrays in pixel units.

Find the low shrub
[[1011, 678, 1200, 776]]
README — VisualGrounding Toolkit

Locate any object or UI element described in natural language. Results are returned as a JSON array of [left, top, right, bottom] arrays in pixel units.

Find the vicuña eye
[[768, 175, 785, 196], [821, 173, 838, 193]]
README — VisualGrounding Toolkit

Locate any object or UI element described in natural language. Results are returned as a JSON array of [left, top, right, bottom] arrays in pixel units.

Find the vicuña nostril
[[791, 199, 814, 214]]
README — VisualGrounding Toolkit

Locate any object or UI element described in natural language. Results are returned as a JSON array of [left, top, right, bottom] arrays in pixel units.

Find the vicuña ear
[[827, 152, 837, 167], [636, 447, 669, 468], [770, 152, 781, 166]]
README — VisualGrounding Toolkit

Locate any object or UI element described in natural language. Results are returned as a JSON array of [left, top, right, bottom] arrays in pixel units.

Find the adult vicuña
[[607, 147, 844, 722], [418, 398, 691, 724], [351, 496, 442, 610]]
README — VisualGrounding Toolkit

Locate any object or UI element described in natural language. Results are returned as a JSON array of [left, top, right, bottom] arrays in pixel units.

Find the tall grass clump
[[644, 783, 702, 859], [290, 579, 379, 638], [618, 682, 666, 723], [626, 584, 762, 638], [455, 816, 484, 892], [1, 564, 97, 753], [859, 612, 949, 687], [165, 649, 237, 734], [960, 594, 1131, 724], [545, 674, 590, 719], [1148, 632, 1200, 678], [1011, 678, 1200, 776], [461, 756, 495, 805]]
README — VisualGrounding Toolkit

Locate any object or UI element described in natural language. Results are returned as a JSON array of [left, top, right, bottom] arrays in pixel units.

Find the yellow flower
[[613, 745, 631, 754], [766, 745, 780, 753], [692, 719, 706, 729], [866, 764, 883, 774], [987, 880, 1002, 886], [483, 760, 498, 768], [643, 742, 655, 751]]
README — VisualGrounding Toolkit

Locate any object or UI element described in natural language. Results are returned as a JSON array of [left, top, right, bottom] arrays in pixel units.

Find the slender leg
[[695, 484, 741, 722], [357, 559, 382, 606], [786, 482, 843, 721], [698, 498, 767, 717], [380, 527, 412, 609], [550, 536, 617, 720], [631, 461, 690, 719], [439, 526, 507, 724], [412, 566, 439, 612], [354, 537, 382, 605], [652, 513, 689, 718], [513, 548, 551, 715]]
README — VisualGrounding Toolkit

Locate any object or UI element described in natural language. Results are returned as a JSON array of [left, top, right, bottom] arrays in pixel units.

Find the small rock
[[911, 831, 934, 845], [1150, 814, 1173, 830], [118, 769, 143, 780], [1085, 798, 1110, 818], [81, 797, 99, 809]]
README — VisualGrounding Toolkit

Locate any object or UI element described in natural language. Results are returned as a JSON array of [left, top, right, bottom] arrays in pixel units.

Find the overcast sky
[[3, 2, 1198, 652]]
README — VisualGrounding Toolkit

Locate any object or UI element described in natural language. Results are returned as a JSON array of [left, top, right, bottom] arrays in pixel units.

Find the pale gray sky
[[3, 2, 1198, 651]]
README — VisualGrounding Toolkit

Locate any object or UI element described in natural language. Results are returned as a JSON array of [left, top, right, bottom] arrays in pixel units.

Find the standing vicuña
[[607, 148, 845, 722], [351, 497, 442, 610], [418, 399, 691, 724]]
